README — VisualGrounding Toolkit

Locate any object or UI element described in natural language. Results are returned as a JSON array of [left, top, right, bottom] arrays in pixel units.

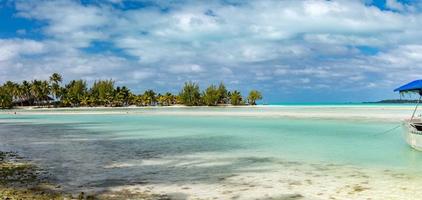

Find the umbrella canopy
[[394, 80, 422, 93]]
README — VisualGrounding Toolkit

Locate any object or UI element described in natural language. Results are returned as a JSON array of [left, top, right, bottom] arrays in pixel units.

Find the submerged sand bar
[[2, 105, 418, 122]]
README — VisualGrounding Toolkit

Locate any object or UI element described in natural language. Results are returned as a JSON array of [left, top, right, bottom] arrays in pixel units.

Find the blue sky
[[1, 0, 422, 103]]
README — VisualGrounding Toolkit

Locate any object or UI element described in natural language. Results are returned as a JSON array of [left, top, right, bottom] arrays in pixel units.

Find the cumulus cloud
[[2, 0, 422, 101], [15, 0, 111, 47], [0, 39, 45, 61]]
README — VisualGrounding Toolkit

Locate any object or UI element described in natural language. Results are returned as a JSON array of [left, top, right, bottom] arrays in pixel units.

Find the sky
[[1, 0, 422, 103]]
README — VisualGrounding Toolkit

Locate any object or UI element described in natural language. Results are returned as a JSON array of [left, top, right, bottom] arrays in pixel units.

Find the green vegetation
[[217, 82, 229, 104], [202, 85, 219, 106], [179, 81, 202, 106], [0, 73, 263, 109], [0, 87, 13, 109], [247, 90, 263, 105], [230, 90, 244, 105]]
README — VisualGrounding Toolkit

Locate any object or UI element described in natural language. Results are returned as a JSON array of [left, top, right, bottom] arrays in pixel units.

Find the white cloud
[[374, 45, 422, 75], [0, 39, 45, 61], [131, 70, 155, 80], [4, 0, 422, 100], [16, 0, 111, 47], [168, 64, 203, 74]]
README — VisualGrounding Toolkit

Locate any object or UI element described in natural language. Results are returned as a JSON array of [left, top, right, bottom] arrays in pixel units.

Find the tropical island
[[0, 73, 262, 109]]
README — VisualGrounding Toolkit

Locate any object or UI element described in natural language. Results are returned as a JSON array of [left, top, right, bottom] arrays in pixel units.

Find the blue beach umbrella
[[395, 80, 422, 119], [394, 80, 422, 94]]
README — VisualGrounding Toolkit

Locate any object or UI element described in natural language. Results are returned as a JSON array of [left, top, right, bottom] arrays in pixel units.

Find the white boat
[[403, 119, 422, 151], [395, 80, 422, 151]]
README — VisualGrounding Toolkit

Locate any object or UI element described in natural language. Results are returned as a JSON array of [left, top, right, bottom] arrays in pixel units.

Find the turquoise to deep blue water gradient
[[0, 106, 421, 192]]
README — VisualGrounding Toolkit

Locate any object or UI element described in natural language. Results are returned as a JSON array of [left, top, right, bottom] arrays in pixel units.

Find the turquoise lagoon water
[[0, 106, 422, 195]]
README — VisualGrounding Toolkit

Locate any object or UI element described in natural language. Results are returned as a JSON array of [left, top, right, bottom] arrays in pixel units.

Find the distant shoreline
[[2, 103, 419, 111], [363, 99, 419, 104]]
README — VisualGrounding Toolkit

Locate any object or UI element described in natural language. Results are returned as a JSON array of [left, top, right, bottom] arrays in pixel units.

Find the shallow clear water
[[0, 106, 421, 195]]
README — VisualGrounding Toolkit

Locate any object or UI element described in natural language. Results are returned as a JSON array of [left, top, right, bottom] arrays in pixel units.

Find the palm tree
[[230, 90, 243, 105], [64, 80, 87, 107], [157, 93, 164, 106], [119, 86, 130, 106], [247, 90, 262, 105], [13, 82, 23, 106], [49, 73, 62, 83], [114, 86, 124, 107], [0, 87, 13, 109], [217, 82, 229, 104], [49, 73, 63, 105], [3, 81, 19, 103], [179, 82, 201, 106], [105, 91, 115, 107], [128, 93, 136, 106], [202, 84, 219, 106], [30, 80, 43, 106], [157, 92, 174, 106], [80, 95, 90, 107], [134, 94, 144, 106], [21, 81, 31, 103], [90, 80, 115, 106], [143, 89, 156, 106], [165, 92, 176, 105], [40, 80, 51, 106]]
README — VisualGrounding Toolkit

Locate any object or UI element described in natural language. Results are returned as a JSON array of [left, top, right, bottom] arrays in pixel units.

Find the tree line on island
[[0, 73, 262, 109]]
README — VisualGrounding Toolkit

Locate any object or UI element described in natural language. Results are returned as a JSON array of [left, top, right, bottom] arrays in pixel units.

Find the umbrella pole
[[411, 95, 421, 121]]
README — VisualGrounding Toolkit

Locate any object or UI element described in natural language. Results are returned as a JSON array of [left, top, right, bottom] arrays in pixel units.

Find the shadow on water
[[0, 122, 275, 194]]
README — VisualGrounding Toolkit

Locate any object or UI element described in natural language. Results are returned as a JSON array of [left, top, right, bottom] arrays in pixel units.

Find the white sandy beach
[[3, 105, 417, 122]]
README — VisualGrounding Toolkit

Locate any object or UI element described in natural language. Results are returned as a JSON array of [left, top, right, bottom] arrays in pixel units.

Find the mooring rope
[[370, 124, 402, 137]]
